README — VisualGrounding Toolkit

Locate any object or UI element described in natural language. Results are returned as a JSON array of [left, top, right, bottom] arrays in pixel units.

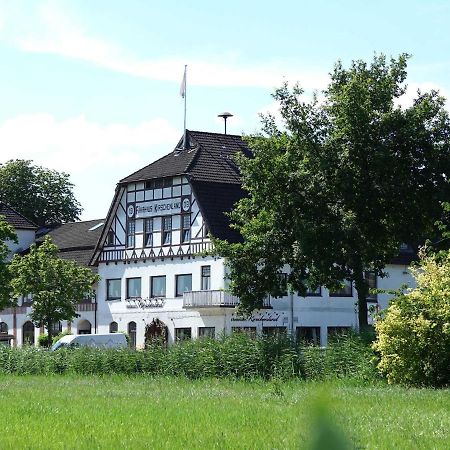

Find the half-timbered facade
[[89, 130, 416, 348]]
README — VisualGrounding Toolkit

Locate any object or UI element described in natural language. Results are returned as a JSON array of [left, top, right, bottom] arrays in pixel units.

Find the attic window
[[89, 222, 104, 231]]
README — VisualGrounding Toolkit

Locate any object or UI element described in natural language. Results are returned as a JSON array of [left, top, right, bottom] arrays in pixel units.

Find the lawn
[[0, 376, 449, 449]]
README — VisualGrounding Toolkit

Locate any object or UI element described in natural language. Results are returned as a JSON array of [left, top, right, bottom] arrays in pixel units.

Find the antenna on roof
[[218, 112, 233, 134]]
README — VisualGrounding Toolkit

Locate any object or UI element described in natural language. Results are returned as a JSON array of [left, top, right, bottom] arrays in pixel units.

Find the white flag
[[179, 66, 186, 98]]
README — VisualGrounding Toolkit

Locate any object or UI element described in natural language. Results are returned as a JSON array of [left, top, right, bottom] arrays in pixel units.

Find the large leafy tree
[[9, 237, 99, 346], [0, 160, 82, 226], [0, 217, 17, 310], [214, 54, 450, 328]]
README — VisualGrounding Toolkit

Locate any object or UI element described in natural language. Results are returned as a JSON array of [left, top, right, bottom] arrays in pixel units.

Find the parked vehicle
[[51, 333, 128, 351]]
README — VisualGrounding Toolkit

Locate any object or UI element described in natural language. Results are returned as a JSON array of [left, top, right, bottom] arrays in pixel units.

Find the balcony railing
[[0, 306, 28, 315], [76, 302, 97, 312], [183, 290, 271, 309]]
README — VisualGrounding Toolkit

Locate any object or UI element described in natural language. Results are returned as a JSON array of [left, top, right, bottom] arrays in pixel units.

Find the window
[[106, 229, 114, 246], [126, 278, 141, 299], [296, 327, 320, 345], [128, 321, 137, 349], [329, 280, 352, 297], [0, 322, 8, 334], [78, 320, 91, 335], [175, 327, 191, 342], [365, 272, 377, 301], [163, 178, 172, 188], [273, 273, 288, 297], [201, 266, 211, 291], [198, 327, 215, 338], [145, 180, 154, 190], [181, 214, 190, 242], [327, 326, 351, 338], [127, 219, 135, 248], [151, 276, 166, 298], [162, 216, 172, 245], [109, 321, 118, 333], [106, 279, 121, 301], [298, 286, 322, 297], [144, 218, 153, 247], [22, 321, 35, 346], [231, 326, 257, 337], [176, 274, 192, 297], [50, 322, 62, 335], [263, 326, 287, 336], [306, 286, 321, 296]]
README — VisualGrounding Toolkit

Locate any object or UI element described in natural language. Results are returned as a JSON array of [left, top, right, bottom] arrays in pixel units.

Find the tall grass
[[0, 332, 378, 381]]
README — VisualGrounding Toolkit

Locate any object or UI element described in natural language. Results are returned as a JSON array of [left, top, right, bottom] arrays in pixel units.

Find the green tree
[[0, 216, 17, 310], [214, 54, 450, 328], [9, 237, 99, 346], [0, 160, 82, 226], [373, 249, 450, 386]]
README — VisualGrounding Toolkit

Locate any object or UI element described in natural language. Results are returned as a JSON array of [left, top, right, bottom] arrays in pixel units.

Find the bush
[[0, 332, 377, 381], [374, 251, 450, 387], [52, 330, 72, 345], [38, 333, 50, 348], [301, 331, 378, 381]]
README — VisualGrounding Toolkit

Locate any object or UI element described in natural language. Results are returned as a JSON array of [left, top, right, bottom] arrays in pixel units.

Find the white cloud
[[0, 113, 179, 173], [0, 112, 181, 219], [6, 1, 327, 90], [396, 81, 449, 109]]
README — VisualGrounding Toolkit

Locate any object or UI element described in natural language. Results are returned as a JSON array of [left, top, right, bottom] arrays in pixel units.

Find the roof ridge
[[189, 130, 244, 138], [119, 133, 188, 183]]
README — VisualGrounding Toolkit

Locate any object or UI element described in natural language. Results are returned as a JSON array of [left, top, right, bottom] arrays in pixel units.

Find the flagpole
[[183, 65, 187, 149]]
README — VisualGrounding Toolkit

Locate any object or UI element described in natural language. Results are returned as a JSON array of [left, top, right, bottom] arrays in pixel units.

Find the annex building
[[0, 131, 416, 348]]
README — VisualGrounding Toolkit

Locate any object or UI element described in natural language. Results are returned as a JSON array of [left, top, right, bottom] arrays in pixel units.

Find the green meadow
[[1, 375, 449, 449]]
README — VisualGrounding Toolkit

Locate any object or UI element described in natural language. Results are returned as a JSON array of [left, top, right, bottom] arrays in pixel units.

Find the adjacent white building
[[0, 131, 417, 347]]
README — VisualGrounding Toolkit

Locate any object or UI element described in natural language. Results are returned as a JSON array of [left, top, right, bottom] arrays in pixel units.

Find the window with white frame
[[162, 217, 172, 245], [144, 218, 153, 247], [127, 220, 135, 248], [181, 214, 190, 242]]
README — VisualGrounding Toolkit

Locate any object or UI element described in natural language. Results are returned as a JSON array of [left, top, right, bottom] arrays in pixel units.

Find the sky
[[0, 0, 449, 220]]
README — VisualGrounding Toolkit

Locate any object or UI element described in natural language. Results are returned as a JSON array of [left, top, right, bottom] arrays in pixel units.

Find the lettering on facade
[[134, 198, 182, 218], [231, 312, 282, 322]]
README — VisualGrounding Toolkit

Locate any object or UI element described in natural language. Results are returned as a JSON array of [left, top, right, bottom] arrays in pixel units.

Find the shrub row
[[0, 332, 379, 381]]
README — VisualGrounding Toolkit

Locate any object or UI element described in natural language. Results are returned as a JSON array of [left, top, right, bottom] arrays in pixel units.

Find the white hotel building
[[0, 131, 416, 347]]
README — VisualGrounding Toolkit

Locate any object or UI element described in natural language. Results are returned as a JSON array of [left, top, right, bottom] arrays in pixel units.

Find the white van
[[51, 333, 128, 351]]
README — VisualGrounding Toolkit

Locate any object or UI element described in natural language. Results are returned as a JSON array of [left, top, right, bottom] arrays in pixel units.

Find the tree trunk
[[357, 292, 369, 330], [47, 321, 53, 348], [354, 274, 369, 330]]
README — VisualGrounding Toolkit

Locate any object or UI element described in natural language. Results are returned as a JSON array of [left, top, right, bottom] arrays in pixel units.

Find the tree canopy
[[213, 54, 450, 328], [9, 237, 99, 345], [0, 216, 17, 310], [0, 160, 82, 227]]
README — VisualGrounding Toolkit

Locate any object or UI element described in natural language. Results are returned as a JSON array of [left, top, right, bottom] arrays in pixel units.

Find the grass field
[[0, 376, 449, 449]]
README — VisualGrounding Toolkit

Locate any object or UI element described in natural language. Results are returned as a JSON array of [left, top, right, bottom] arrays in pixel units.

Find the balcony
[[183, 290, 271, 309]]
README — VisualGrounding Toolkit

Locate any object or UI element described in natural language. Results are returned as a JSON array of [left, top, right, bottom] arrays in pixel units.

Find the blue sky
[[1, 0, 449, 220]]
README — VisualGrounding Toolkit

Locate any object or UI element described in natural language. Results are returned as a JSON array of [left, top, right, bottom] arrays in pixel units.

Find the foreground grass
[[0, 376, 449, 449]]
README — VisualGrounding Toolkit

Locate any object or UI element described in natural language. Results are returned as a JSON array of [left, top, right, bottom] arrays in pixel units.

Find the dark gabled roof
[[0, 203, 37, 230], [120, 130, 250, 185], [191, 181, 244, 243], [38, 219, 105, 268]]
